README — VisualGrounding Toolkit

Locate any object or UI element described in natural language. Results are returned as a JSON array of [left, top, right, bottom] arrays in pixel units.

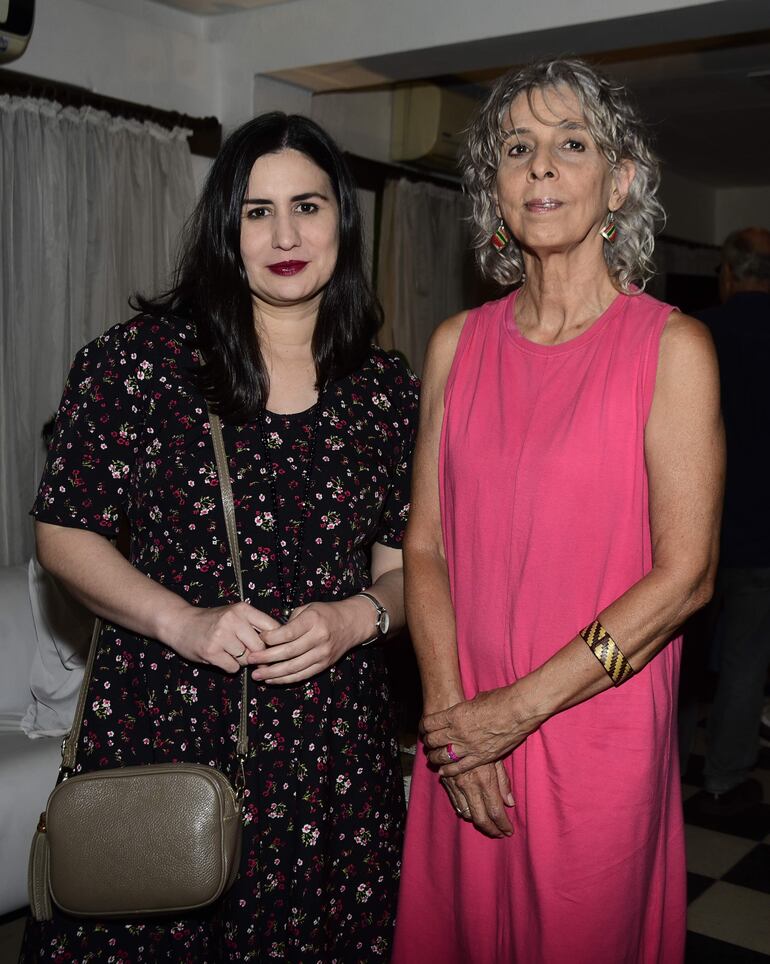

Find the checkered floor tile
[[683, 739, 770, 962]]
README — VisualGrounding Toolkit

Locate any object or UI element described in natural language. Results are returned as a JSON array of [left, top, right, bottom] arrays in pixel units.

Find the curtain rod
[[344, 152, 462, 194], [0, 67, 222, 158]]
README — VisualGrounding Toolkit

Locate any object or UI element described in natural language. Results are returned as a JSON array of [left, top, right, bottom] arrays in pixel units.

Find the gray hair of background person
[[722, 229, 770, 283], [462, 58, 665, 292]]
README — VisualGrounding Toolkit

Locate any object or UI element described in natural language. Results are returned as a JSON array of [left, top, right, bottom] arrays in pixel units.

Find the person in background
[[392, 58, 723, 964], [22, 112, 418, 962], [694, 226, 770, 816]]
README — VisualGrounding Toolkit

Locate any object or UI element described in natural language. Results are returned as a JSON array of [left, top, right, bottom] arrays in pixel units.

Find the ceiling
[[272, 30, 770, 189], [136, 1, 770, 188]]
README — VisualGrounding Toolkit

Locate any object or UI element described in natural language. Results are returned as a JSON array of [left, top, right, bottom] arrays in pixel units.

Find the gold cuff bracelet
[[580, 619, 635, 687]]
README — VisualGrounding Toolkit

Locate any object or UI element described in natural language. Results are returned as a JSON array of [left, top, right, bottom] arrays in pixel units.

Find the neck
[[253, 297, 319, 414], [254, 296, 319, 361], [516, 246, 620, 344]]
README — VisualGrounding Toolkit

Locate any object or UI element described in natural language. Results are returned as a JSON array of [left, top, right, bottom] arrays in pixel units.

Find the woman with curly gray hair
[[393, 58, 724, 963]]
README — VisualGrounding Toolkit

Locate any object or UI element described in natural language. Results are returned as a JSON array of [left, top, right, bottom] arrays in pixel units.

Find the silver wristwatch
[[357, 591, 390, 645]]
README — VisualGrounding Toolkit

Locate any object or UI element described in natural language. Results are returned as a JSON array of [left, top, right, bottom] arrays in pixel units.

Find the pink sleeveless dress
[[392, 289, 686, 964]]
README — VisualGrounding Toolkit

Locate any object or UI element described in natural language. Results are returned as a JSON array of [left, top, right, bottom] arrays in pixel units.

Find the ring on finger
[[235, 647, 247, 659], [446, 742, 460, 763]]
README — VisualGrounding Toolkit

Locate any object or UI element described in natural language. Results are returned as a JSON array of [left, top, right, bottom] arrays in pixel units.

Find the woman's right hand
[[167, 602, 281, 673], [440, 760, 515, 838]]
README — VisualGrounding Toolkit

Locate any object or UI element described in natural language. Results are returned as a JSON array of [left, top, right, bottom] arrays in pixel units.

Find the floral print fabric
[[23, 315, 419, 963]]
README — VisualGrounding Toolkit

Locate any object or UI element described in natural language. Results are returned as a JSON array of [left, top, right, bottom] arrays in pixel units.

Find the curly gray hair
[[462, 58, 665, 291]]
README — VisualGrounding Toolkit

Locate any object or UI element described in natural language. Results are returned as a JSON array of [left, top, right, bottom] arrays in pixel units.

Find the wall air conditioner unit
[[391, 84, 477, 173], [0, 0, 35, 64]]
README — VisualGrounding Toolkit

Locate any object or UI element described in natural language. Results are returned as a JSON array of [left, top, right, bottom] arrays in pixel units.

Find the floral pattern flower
[[23, 315, 419, 963]]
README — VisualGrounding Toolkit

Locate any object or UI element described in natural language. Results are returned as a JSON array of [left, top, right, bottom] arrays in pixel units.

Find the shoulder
[[651, 310, 720, 411], [660, 309, 716, 362], [76, 314, 196, 369], [423, 310, 471, 386], [358, 345, 420, 412], [67, 315, 198, 414]]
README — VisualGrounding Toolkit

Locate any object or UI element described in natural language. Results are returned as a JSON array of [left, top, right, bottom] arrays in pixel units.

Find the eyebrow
[[504, 120, 587, 137], [241, 191, 330, 205]]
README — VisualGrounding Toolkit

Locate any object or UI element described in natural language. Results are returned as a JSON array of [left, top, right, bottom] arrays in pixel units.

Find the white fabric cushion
[[0, 564, 36, 716], [0, 730, 62, 914], [20, 559, 91, 738]]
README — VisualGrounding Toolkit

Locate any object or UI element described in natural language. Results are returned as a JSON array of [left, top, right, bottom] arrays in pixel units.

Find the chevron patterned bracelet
[[580, 619, 635, 686]]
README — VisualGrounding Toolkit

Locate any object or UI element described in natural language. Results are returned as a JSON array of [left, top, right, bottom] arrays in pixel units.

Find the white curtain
[[0, 97, 196, 565], [377, 178, 476, 374]]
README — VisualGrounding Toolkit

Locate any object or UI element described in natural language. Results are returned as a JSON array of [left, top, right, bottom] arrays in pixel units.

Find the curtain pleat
[[0, 97, 196, 565], [376, 178, 475, 374]]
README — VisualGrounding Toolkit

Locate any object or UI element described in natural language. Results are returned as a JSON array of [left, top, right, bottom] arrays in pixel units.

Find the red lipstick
[[267, 261, 308, 276]]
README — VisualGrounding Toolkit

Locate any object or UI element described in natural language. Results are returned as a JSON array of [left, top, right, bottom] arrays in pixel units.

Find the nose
[[527, 150, 557, 182], [272, 212, 300, 250]]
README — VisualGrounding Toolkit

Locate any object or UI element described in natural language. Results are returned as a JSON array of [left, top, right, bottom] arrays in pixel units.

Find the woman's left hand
[[247, 598, 371, 685], [422, 685, 543, 777]]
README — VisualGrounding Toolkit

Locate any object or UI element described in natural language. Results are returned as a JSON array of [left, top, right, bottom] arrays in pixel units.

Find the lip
[[524, 198, 563, 213], [267, 260, 309, 276]]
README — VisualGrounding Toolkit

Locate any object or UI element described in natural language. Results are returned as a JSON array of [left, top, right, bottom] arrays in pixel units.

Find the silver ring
[[235, 647, 247, 659]]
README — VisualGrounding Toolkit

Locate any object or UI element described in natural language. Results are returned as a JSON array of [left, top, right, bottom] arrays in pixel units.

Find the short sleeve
[[32, 320, 156, 536], [376, 353, 420, 548]]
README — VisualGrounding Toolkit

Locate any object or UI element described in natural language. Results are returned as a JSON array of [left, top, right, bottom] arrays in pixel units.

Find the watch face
[[379, 610, 390, 635]]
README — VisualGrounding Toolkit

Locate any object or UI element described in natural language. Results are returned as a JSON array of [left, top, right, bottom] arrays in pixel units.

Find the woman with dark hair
[[24, 112, 417, 961], [392, 59, 723, 963]]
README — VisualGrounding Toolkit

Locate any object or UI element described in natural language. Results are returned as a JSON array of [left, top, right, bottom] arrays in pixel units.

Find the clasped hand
[[422, 686, 536, 777], [421, 686, 540, 838], [170, 601, 277, 671], [171, 598, 364, 683], [248, 600, 362, 685]]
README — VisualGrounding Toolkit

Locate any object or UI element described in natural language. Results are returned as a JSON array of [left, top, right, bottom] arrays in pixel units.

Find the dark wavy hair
[[133, 112, 382, 422]]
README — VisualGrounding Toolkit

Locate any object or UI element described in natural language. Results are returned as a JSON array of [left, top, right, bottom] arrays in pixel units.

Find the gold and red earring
[[599, 211, 618, 243], [490, 220, 511, 250]]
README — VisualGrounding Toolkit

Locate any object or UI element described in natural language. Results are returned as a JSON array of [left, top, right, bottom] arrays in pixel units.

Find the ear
[[608, 159, 636, 212]]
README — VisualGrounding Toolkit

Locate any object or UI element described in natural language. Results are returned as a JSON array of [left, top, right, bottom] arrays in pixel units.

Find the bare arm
[[404, 313, 468, 714], [424, 312, 725, 776], [406, 312, 516, 836], [35, 521, 279, 672]]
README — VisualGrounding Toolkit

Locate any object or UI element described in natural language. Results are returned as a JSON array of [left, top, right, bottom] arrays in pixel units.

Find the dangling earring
[[600, 211, 617, 243], [490, 220, 511, 251]]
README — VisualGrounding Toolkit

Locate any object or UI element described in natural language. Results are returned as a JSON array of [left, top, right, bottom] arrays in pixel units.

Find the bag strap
[[209, 411, 250, 761], [61, 409, 249, 772], [61, 618, 103, 770]]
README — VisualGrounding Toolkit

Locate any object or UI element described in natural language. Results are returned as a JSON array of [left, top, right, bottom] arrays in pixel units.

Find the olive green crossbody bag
[[28, 411, 248, 920]]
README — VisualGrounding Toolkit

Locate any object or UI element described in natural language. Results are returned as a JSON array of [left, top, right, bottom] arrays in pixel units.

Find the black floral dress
[[22, 315, 419, 963]]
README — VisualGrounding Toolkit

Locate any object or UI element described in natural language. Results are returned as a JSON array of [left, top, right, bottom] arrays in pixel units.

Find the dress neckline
[[504, 287, 627, 356], [263, 399, 320, 421]]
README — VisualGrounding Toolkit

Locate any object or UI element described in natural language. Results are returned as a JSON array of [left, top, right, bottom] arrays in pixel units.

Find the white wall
[[658, 170, 716, 245], [311, 90, 393, 163], [253, 75, 313, 117], [715, 187, 770, 242], [19, 0, 219, 119]]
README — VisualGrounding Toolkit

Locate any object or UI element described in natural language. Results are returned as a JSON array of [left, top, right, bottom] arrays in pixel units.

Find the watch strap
[[356, 591, 387, 645]]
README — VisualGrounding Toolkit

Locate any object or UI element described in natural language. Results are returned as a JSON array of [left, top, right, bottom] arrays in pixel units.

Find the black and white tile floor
[[681, 731, 770, 963]]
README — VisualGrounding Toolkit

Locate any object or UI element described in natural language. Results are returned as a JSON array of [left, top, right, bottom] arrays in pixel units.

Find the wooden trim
[[0, 67, 222, 157]]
